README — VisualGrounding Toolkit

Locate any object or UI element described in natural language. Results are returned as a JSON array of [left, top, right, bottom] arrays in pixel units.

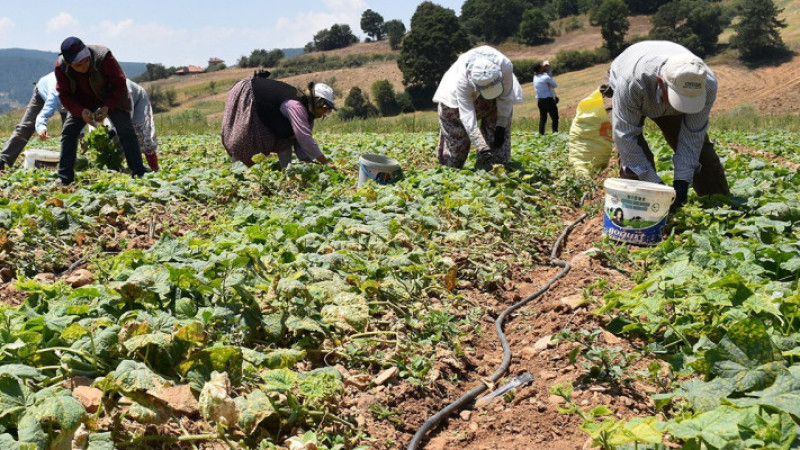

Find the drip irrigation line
[[408, 201, 589, 450]]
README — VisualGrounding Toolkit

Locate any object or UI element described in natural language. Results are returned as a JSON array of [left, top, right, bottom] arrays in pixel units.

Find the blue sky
[[0, 0, 465, 66]]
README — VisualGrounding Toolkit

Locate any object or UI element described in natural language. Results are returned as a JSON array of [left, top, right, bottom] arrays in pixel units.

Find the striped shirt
[[608, 41, 717, 184]]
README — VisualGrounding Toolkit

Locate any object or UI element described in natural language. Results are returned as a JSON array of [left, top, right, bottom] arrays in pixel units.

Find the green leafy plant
[[83, 125, 124, 171]]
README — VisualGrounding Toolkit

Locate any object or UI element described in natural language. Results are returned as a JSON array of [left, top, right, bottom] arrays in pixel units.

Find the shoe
[[0, 160, 6, 171]]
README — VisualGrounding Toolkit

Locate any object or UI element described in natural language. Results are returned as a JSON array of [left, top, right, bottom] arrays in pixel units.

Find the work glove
[[493, 127, 506, 149], [145, 153, 160, 172], [671, 180, 689, 213]]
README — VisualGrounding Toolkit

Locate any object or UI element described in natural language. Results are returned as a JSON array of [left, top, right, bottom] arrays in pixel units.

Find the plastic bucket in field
[[358, 153, 402, 187], [603, 178, 676, 245], [23, 149, 60, 170]]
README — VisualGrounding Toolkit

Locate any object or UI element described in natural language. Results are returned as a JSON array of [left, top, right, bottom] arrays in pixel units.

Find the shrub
[[371, 80, 400, 117]]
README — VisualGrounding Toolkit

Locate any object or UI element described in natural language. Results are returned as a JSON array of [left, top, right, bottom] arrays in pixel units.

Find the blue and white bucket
[[603, 178, 676, 245], [358, 153, 402, 187]]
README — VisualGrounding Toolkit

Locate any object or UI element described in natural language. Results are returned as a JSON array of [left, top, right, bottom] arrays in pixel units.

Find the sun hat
[[313, 83, 337, 110], [543, 60, 550, 66], [468, 58, 504, 100], [661, 54, 707, 114], [60, 37, 90, 64]]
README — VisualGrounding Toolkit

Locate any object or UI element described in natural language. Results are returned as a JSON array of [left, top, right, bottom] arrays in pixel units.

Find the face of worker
[[314, 102, 332, 119], [69, 57, 90, 74]]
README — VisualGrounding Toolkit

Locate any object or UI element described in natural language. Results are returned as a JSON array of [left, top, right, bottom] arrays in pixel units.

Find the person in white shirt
[[433, 46, 523, 169], [608, 40, 729, 211], [533, 60, 559, 135], [0, 72, 65, 171]]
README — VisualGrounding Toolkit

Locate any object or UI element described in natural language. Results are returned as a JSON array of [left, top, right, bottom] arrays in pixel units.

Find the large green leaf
[[677, 377, 736, 412], [179, 346, 243, 389], [730, 366, 800, 420], [234, 389, 277, 433], [29, 395, 85, 431], [320, 292, 369, 332], [298, 368, 343, 399], [0, 433, 18, 450], [261, 368, 298, 393], [667, 405, 753, 448], [704, 318, 785, 392], [106, 360, 172, 393], [86, 432, 114, 450], [0, 374, 27, 421]]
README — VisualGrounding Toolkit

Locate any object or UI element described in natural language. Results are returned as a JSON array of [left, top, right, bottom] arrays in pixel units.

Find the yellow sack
[[568, 88, 612, 176]]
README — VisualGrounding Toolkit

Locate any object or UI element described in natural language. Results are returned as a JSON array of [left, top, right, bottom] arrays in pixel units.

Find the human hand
[[37, 129, 49, 140], [554, 97, 560, 104], [94, 106, 109, 122], [493, 127, 506, 148], [81, 109, 96, 125]]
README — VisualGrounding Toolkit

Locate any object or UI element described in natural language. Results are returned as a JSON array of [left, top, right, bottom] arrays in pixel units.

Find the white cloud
[[323, 0, 367, 11], [0, 17, 14, 33], [47, 12, 80, 34]]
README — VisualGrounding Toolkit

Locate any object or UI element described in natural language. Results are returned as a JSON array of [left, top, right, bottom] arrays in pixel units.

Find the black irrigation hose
[[408, 201, 590, 450]]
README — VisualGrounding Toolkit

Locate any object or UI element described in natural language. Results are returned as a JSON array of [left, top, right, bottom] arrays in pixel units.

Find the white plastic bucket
[[603, 178, 676, 245], [358, 153, 402, 187], [23, 149, 60, 170]]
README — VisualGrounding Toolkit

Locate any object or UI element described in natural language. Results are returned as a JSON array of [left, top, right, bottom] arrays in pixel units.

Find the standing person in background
[[0, 72, 66, 171], [126, 79, 159, 171], [433, 45, 523, 169], [533, 60, 559, 135], [607, 40, 729, 211], [55, 36, 147, 185], [221, 73, 335, 168]]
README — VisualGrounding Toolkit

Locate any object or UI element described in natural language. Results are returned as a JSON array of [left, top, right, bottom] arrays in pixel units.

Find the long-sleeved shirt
[[127, 79, 158, 155], [55, 51, 129, 117], [34, 72, 62, 134], [280, 100, 324, 161], [433, 46, 523, 150], [608, 40, 717, 184], [534, 72, 557, 98]]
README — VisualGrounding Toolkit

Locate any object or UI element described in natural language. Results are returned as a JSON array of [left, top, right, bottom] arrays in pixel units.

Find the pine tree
[[730, 0, 787, 61]]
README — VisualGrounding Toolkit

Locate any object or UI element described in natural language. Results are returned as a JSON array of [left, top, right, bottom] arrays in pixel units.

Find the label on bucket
[[603, 213, 667, 246], [358, 153, 403, 187], [602, 178, 675, 246]]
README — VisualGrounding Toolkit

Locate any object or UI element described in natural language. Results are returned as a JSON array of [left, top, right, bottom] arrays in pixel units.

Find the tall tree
[[594, 0, 629, 56], [385, 20, 406, 50], [398, 2, 469, 106], [649, 0, 730, 58], [360, 9, 386, 41], [730, 0, 787, 61], [625, 0, 671, 14], [518, 9, 551, 45], [310, 24, 359, 51], [461, 0, 528, 44]]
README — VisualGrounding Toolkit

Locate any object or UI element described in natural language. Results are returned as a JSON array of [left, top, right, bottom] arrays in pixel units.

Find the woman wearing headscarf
[[433, 45, 523, 169], [221, 73, 335, 168]]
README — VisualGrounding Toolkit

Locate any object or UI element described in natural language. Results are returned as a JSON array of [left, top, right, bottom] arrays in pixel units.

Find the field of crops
[[0, 129, 799, 449]]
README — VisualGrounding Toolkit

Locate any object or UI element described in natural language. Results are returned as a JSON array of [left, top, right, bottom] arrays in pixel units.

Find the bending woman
[[221, 75, 335, 167]]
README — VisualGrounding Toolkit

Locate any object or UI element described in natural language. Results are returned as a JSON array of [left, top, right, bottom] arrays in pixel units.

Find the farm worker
[[533, 60, 559, 135], [221, 73, 335, 168], [55, 36, 147, 185], [433, 45, 523, 169], [0, 72, 66, 171], [88, 80, 160, 171], [607, 40, 729, 211], [127, 79, 160, 171]]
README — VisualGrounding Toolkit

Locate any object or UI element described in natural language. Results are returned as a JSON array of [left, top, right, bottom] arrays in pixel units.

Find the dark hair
[[533, 62, 543, 74]]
